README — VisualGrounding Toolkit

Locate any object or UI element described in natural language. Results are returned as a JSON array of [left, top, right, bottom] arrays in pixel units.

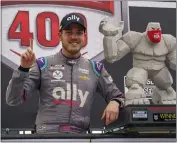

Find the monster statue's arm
[[163, 34, 176, 71], [99, 20, 142, 63], [167, 46, 176, 71]]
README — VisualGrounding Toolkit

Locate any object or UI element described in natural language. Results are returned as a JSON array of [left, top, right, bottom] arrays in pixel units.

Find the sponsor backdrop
[[1, 1, 176, 129]]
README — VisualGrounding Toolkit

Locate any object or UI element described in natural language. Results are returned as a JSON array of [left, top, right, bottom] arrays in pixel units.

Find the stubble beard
[[62, 42, 82, 56]]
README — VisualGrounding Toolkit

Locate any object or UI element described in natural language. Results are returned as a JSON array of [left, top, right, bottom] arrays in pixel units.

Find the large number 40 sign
[[8, 11, 88, 48]]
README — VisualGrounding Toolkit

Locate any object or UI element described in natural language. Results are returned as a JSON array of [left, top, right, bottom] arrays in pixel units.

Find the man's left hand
[[101, 100, 119, 125]]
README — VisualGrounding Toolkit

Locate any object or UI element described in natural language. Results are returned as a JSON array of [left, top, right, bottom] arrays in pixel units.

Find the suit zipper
[[69, 65, 73, 124]]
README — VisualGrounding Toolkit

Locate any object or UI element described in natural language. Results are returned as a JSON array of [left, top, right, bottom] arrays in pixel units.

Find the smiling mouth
[[69, 42, 79, 46]]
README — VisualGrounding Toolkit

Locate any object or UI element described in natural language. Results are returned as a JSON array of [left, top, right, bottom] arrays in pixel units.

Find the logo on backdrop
[[124, 76, 155, 99]]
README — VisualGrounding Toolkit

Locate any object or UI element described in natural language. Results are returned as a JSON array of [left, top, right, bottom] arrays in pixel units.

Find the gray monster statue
[[99, 19, 176, 106]]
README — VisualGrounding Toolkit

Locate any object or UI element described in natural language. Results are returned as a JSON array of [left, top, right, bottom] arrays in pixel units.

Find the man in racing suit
[[6, 12, 125, 134]]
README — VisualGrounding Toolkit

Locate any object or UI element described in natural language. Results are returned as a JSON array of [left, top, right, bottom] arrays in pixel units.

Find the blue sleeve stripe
[[40, 57, 48, 70], [36, 57, 48, 70], [91, 61, 100, 76]]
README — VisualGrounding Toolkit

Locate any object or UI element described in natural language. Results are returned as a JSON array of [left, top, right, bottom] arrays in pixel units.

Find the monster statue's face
[[146, 22, 162, 43]]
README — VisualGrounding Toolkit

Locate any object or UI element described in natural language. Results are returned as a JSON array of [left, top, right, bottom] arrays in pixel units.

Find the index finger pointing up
[[30, 38, 33, 50]]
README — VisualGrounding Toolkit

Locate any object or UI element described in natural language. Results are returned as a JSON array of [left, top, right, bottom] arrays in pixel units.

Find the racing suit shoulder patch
[[90, 60, 103, 76], [36, 57, 48, 70]]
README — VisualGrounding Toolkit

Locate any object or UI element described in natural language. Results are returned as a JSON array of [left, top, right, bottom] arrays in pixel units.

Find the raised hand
[[10, 39, 36, 68], [99, 18, 124, 36]]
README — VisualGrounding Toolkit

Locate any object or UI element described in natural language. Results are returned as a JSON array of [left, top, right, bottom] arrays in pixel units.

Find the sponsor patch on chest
[[50, 65, 65, 70], [78, 68, 89, 74]]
